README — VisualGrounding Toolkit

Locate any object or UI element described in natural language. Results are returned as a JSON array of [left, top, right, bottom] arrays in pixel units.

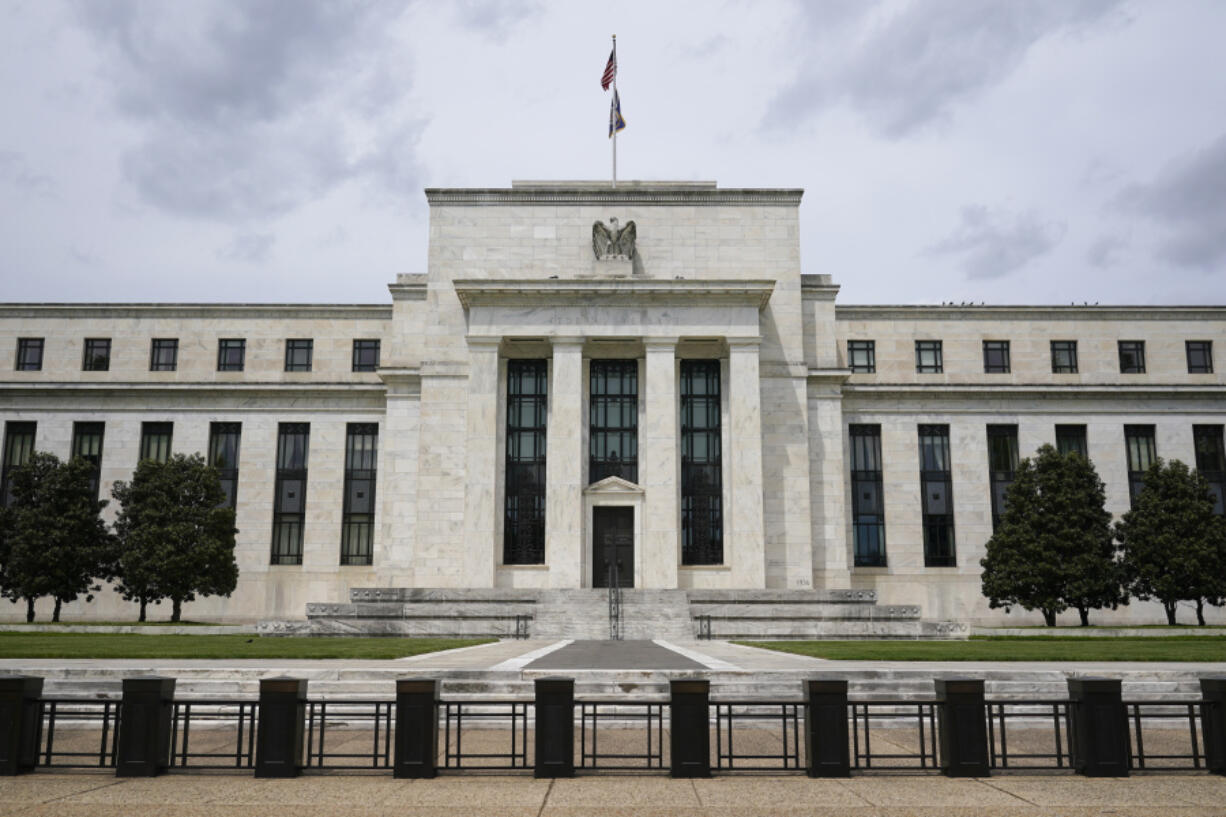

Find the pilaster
[[727, 338, 767, 588], [461, 338, 501, 587], [545, 337, 585, 587], [642, 338, 679, 589]]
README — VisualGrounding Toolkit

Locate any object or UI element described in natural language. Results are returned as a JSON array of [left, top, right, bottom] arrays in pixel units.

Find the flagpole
[[611, 34, 617, 189]]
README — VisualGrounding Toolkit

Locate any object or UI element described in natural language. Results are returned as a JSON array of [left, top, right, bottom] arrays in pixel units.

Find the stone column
[[727, 338, 766, 588], [545, 338, 584, 587], [641, 338, 679, 589], [808, 374, 850, 589], [462, 338, 501, 587], [377, 368, 421, 576]]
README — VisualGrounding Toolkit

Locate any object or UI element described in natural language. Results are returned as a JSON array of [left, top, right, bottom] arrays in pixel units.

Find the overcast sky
[[2, 0, 1225, 306]]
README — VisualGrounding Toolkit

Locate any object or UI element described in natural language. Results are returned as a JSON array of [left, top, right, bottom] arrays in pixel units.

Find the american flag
[[601, 47, 616, 90]]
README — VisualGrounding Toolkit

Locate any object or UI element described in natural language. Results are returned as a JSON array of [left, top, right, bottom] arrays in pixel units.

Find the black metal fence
[[2, 674, 1225, 779]]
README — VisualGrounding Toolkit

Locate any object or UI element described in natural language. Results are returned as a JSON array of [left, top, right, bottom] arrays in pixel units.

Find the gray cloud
[[766, 0, 1125, 137], [1117, 132, 1226, 271], [452, 0, 539, 34], [218, 232, 275, 264], [1087, 234, 1127, 268], [926, 204, 1066, 279], [0, 150, 56, 197], [73, 0, 419, 222]]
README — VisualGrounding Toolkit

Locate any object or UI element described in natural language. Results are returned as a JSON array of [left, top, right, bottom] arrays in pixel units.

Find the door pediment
[[583, 475, 644, 495]]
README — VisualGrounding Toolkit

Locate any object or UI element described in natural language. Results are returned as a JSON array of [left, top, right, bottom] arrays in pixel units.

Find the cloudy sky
[[2, 0, 1225, 305]]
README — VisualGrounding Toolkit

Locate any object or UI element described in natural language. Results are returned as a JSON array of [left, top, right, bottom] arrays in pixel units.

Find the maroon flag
[[601, 47, 616, 90]]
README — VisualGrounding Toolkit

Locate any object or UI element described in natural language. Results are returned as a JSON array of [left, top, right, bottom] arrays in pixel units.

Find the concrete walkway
[[3, 773, 1225, 816]]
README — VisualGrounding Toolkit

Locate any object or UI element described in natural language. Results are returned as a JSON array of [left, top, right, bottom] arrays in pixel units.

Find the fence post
[[1200, 677, 1226, 775], [394, 679, 439, 779], [935, 678, 989, 777], [0, 676, 43, 775], [116, 676, 175, 777], [534, 677, 574, 778], [669, 679, 710, 778], [804, 679, 849, 777], [1067, 677, 1129, 777], [255, 677, 307, 778]]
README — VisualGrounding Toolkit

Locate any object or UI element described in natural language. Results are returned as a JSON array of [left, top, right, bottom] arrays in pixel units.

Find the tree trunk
[[139, 598, 147, 623], [1165, 601, 1178, 626], [52, 598, 61, 623], [1042, 608, 1056, 627], [1197, 599, 1206, 627], [25, 597, 34, 623], [171, 597, 182, 623], [1078, 607, 1090, 627]]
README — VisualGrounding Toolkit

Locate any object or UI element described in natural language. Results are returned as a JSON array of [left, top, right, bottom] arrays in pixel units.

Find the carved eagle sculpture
[[592, 217, 636, 260]]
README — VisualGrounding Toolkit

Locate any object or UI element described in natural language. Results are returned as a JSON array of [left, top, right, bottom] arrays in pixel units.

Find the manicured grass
[[0, 633, 494, 659], [739, 636, 1226, 662]]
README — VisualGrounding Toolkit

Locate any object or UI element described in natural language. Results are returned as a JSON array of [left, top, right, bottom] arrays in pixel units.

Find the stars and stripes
[[601, 46, 616, 90]]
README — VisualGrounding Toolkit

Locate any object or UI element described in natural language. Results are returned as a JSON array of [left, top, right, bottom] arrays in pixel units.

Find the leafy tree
[[112, 453, 238, 622], [1116, 458, 1226, 626], [0, 452, 114, 622], [981, 445, 1125, 626]]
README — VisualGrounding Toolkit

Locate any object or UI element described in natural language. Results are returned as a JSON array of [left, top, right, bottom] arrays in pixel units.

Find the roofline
[[425, 187, 803, 206], [0, 303, 392, 320], [836, 304, 1226, 321]]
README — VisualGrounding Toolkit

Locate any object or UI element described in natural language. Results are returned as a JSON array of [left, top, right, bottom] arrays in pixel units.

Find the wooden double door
[[592, 506, 634, 588]]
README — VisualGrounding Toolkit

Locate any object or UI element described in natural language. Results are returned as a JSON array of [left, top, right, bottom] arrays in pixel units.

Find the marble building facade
[[1, 181, 1224, 624]]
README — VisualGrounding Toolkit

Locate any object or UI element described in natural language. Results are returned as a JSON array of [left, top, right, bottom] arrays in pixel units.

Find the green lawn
[[739, 636, 1226, 662], [0, 633, 494, 659]]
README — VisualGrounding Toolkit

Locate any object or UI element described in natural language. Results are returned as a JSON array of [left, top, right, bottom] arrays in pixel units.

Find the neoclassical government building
[[2, 181, 1224, 625]]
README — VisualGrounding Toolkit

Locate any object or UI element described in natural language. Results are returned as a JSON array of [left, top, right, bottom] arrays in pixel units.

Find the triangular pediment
[[583, 475, 645, 495]]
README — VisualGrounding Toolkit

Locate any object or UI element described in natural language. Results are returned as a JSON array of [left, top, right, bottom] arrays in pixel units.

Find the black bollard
[[1067, 677, 1129, 777], [0, 676, 43, 775], [534, 677, 575, 778], [116, 676, 175, 777], [1200, 677, 1226, 775], [935, 678, 990, 777], [255, 677, 307, 778], [669, 679, 710, 778], [804, 679, 850, 777], [394, 679, 439, 779]]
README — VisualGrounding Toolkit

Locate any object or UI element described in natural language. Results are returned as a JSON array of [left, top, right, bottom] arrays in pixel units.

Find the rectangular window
[[1124, 424, 1157, 507], [72, 421, 104, 500], [987, 425, 1019, 531], [83, 338, 111, 371], [352, 340, 380, 372], [681, 360, 723, 565], [849, 424, 886, 567], [272, 423, 309, 565], [139, 422, 173, 464], [341, 423, 378, 565], [589, 360, 638, 484], [983, 341, 1011, 373], [1187, 341, 1214, 374], [208, 422, 241, 510], [217, 339, 246, 372], [1055, 424, 1088, 458], [1, 422, 36, 507], [847, 341, 876, 374], [1194, 425, 1226, 516], [1119, 341, 1146, 374], [284, 339, 313, 372], [15, 338, 43, 371], [918, 424, 955, 567], [150, 339, 178, 371], [1051, 341, 1078, 374], [504, 360, 547, 565], [915, 340, 943, 374]]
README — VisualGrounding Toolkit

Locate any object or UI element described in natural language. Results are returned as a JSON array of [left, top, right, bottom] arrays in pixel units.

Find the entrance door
[[592, 506, 634, 588]]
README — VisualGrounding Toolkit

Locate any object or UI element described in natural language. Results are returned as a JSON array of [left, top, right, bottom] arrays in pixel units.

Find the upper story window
[[150, 339, 178, 371], [847, 340, 875, 373], [1050, 340, 1078, 374], [83, 338, 111, 371], [1187, 341, 1213, 374], [983, 341, 1011, 373], [352, 340, 380, 372], [217, 339, 246, 372], [15, 338, 43, 371], [915, 340, 943, 374], [285, 339, 313, 372], [1119, 340, 1146, 374], [589, 359, 638, 484]]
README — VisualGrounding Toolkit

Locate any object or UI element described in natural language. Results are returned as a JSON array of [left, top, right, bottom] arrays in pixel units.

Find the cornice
[[453, 278, 775, 310], [836, 304, 1226, 322], [387, 274, 428, 302], [0, 303, 392, 320], [0, 381, 386, 394], [842, 383, 1226, 400], [426, 187, 803, 207]]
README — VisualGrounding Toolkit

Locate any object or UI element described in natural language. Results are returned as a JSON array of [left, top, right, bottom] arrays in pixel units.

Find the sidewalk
[[3, 772, 1225, 816]]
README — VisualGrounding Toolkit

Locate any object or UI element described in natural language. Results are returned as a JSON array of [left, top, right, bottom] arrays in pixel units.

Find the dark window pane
[[217, 339, 246, 371], [590, 359, 638, 483], [849, 425, 886, 567], [505, 360, 547, 564], [1, 421, 36, 507], [139, 422, 173, 464], [986, 425, 1018, 530], [1051, 340, 1078, 374], [285, 339, 313, 372], [272, 422, 309, 564], [1119, 341, 1146, 374], [83, 338, 111, 371], [1124, 424, 1156, 507], [341, 423, 378, 564], [915, 341, 943, 373], [1055, 424, 1088, 458], [1187, 341, 1213, 374], [352, 340, 380, 372], [983, 341, 1011, 373], [848, 340, 875, 374], [208, 422, 241, 509], [681, 360, 723, 565], [918, 424, 954, 566], [72, 421, 104, 499], [1194, 425, 1226, 516], [150, 339, 178, 371], [15, 338, 43, 371]]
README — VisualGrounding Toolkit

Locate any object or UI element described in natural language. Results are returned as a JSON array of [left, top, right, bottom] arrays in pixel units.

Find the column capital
[[726, 336, 763, 352], [643, 336, 679, 351], [464, 335, 503, 350]]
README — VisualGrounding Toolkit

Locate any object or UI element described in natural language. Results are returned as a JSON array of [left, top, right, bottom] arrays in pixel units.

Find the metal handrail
[[607, 560, 623, 640]]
